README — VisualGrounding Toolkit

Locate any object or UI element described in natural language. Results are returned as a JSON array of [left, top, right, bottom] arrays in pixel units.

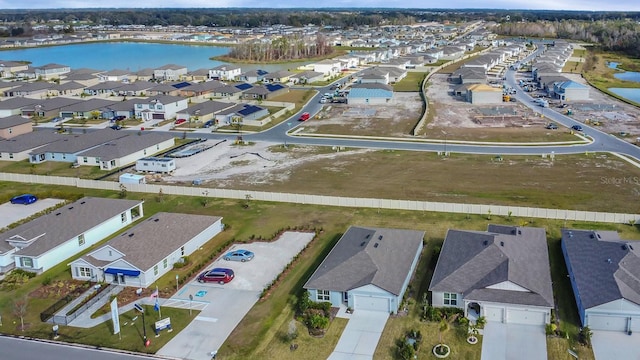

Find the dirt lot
[[297, 92, 423, 137]]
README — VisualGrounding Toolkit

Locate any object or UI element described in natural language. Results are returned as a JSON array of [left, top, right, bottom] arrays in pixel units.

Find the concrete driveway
[[157, 231, 315, 360], [0, 198, 65, 229], [328, 310, 389, 360], [481, 322, 546, 360], [592, 331, 640, 360]]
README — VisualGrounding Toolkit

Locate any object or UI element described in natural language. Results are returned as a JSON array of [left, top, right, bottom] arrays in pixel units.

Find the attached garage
[[588, 314, 628, 331], [354, 295, 390, 312], [485, 306, 504, 322], [507, 308, 547, 325]]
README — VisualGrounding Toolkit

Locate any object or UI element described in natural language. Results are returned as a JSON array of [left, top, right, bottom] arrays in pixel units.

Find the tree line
[[226, 34, 334, 62], [496, 20, 640, 58]]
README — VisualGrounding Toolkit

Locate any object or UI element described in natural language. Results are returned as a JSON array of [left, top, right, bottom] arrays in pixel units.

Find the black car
[[546, 123, 558, 130], [110, 125, 122, 130], [571, 125, 583, 132]]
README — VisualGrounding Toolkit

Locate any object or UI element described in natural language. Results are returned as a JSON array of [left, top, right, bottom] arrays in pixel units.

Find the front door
[[118, 273, 125, 284], [343, 292, 348, 303]]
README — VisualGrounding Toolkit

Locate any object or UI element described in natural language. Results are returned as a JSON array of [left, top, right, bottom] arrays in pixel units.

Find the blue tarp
[[104, 268, 141, 276]]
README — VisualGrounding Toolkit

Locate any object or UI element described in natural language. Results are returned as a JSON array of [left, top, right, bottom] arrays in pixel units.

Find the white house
[[429, 225, 554, 326], [209, 64, 242, 81], [0, 197, 144, 274], [69, 212, 223, 287], [313, 59, 342, 77], [134, 96, 188, 121], [153, 64, 188, 81], [562, 229, 640, 332], [76, 133, 175, 171], [304, 226, 424, 313]]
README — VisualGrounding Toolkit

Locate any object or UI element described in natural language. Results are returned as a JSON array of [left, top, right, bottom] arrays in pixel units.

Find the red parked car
[[197, 268, 235, 284], [175, 118, 187, 125], [298, 112, 310, 121]]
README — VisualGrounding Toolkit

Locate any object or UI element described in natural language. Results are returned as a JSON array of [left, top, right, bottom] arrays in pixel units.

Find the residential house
[[237, 69, 268, 84], [50, 81, 85, 96], [134, 96, 188, 121], [174, 100, 235, 124], [29, 128, 129, 164], [154, 64, 188, 81], [0, 60, 29, 78], [84, 81, 127, 96], [59, 99, 118, 119], [347, 83, 394, 105], [35, 63, 71, 80], [178, 80, 225, 98], [20, 98, 84, 119], [3, 82, 52, 97], [181, 68, 210, 82], [561, 229, 640, 332], [466, 84, 503, 104], [0, 115, 32, 139], [76, 133, 174, 170], [215, 103, 269, 126], [290, 71, 325, 85], [0, 131, 65, 162], [263, 70, 294, 84], [134, 68, 155, 82], [69, 212, 223, 287], [210, 84, 246, 100], [429, 225, 554, 326], [98, 69, 131, 83], [552, 80, 590, 101], [209, 64, 242, 81], [241, 83, 289, 100], [63, 68, 103, 87], [304, 226, 424, 313], [0, 97, 41, 118], [147, 82, 192, 97], [0, 197, 144, 274], [313, 59, 341, 77], [115, 82, 156, 97]]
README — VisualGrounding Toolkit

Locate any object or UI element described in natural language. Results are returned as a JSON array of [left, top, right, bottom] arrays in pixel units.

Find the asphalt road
[[0, 336, 162, 360]]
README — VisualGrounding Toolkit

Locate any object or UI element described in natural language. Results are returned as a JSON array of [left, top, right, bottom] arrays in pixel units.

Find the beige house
[[0, 115, 32, 139]]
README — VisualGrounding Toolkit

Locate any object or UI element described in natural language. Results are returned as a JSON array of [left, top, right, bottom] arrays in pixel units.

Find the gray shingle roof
[[429, 225, 553, 307], [562, 229, 640, 309], [1, 197, 143, 256], [0, 131, 65, 153], [31, 128, 129, 154], [96, 212, 222, 271], [76, 132, 174, 161], [304, 226, 424, 295], [0, 115, 30, 129]]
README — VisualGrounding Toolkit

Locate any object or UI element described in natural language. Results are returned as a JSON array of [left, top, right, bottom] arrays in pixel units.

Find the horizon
[[0, 1, 639, 12]]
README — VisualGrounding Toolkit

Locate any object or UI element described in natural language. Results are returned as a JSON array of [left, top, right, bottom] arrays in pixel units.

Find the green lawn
[[394, 72, 428, 92]]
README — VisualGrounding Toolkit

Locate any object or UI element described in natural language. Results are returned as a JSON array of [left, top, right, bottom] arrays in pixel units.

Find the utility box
[[119, 173, 146, 184]]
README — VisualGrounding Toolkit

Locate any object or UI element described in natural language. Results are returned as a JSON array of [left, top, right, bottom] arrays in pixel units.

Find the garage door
[[485, 306, 504, 323], [588, 314, 628, 331], [152, 113, 165, 119], [507, 308, 547, 325], [630, 317, 640, 332], [354, 295, 390, 312]]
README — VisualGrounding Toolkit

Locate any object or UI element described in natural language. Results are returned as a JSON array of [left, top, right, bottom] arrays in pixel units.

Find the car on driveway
[[175, 119, 187, 125], [110, 124, 123, 130], [203, 120, 214, 128], [10, 194, 38, 205], [545, 123, 558, 130], [223, 249, 254, 262], [197, 268, 234, 284], [571, 125, 583, 131]]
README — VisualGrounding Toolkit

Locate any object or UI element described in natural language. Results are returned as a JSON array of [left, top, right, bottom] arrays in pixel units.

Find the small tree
[[13, 296, 28, 331], [579, 326, 593, 347], [119, 183, 127, 199], [244, 194, 252, 209]]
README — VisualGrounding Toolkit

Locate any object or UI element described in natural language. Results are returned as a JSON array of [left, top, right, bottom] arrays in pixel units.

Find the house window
[[163, 259, 168, 268], [444, 293, 458, 306], [8, 128, 12, 134], [20, 257, 33, 268], [181, 246, 185, 256], [121, 213, 127, 223], [78, 267, 92, 277], [317, 289, 330, 301], [83, 157, 88, 163], [144, 149, 147, 155], [156, 145, 160, 150], [154, 265, 159, 275], [78, 234, 85, 246], [9, 153, 13, 159]]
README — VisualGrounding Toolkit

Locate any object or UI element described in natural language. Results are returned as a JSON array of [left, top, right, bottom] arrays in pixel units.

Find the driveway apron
[[592, 331, 640, 360], [328, 310, 389, 360], [481, 322, 546, 360]]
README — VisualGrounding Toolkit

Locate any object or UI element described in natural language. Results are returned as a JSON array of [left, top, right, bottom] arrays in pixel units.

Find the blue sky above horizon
[[0, 1, 639, 11]]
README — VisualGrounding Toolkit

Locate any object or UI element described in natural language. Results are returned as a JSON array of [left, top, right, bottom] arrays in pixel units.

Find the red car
[[197, 268, 234, 284], [298, 112, 310, 121], [175, 118, 187, 125]]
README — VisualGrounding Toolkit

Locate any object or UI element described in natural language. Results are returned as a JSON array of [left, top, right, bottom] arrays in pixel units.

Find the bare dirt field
[[297, 92, 423, 137]]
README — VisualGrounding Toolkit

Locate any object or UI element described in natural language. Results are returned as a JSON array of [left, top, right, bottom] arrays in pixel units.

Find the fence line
[[1, 172, 637, 224]]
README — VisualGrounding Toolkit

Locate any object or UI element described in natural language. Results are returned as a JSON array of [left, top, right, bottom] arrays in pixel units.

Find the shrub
[[307, 314, 329, 329], [41, 276, 52, 286]]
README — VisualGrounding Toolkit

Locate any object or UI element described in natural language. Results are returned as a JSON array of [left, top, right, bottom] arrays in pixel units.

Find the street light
[[175, 274, 179, 293], [441, 130, 448, 157]]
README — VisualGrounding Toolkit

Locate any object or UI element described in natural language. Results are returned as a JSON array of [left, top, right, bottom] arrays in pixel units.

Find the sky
[[0, 1, 639, 11]]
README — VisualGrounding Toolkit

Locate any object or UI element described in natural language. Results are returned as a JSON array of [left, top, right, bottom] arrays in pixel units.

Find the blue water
[[608, 61, 620, 69], [609, 88, 640, 103], [614, 72, 640, 82], [0, 42, 312, 73]]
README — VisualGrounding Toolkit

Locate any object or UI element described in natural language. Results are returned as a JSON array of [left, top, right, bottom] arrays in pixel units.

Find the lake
[[0, 42, 311, 73], [609, 88, 640, 104], [607, 61, 640, 83]]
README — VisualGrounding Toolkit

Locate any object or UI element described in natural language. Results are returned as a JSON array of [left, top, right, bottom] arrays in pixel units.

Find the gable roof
[[92, 212, 222, 271], [31, 128, 129, 154], [0, 115, 31, 129], [562, 229, 640, 309], [76, 132, 174, 161], [304, 226, 424, 295], [0, 131, 65, 153], [0, 197, 143, 256], [429, 225, 553, 307]]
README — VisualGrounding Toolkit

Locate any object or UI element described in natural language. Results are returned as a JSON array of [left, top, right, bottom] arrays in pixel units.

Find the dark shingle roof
[[429, 225, 553, 307], [96, 212, 222, 271], [31, 128, 129, 154], [0, 115, 30, 129], [0, 131, 65, 152], [304, 226, 424, 295], [76, 133, 174, 161], [562, 229, 640, 309], [1, 197, 143, 256]]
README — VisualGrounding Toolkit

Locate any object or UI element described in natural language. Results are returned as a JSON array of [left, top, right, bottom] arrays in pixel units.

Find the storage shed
[[119, 173, 146, 184], [136, 157, 176, 173]]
